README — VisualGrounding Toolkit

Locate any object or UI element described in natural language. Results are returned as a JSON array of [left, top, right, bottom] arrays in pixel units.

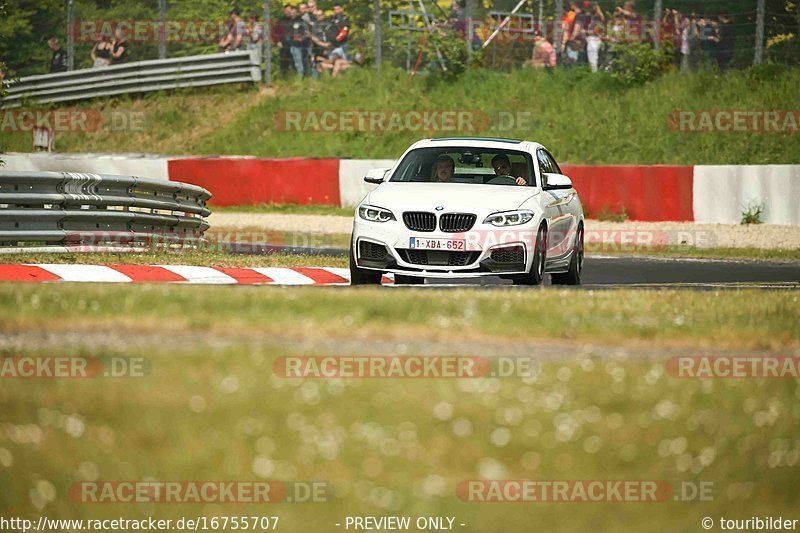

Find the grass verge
[[0, 284, 798, 531], [2, 67, 799, 164]]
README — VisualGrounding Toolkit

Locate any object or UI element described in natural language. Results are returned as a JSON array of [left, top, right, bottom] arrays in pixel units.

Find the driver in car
[[432, 154, 456, 182], [491, 154, 527, 186]]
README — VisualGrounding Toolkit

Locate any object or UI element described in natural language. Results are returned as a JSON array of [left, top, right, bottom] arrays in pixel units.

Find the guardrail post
[[67, 0, 75, 71], [654, 0, 663, 48], [264, 0, 271, 84], [754, 0, 765, 65], [466, 0, 474, 57], [159, 0, 167, 60], [374, 0, 382, 71], [554, 0, 563, 59]]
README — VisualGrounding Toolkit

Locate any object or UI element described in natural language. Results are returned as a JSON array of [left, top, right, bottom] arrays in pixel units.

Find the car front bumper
[[353, 218, 538, 278]]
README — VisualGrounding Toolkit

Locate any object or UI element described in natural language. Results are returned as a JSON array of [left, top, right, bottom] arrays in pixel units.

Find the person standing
[[247, 12, 264, 51], [288, 6, 311, 77], [48, 37, 68, 73], [329, 3, 351, 61], [679, 16, 693, 72], [275, 4, 294, 77], [90, 35, 113, 67], [585, 2, 605, 72], [716, 15, 735, 70], [110, 28, 129, 65]]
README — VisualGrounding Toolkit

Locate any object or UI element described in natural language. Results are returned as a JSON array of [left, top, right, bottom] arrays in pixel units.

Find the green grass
[[0, 251, 347, 268], [2, 285, 798, 350], [2, 67, 799, 164], [0, 284, 799, 531]]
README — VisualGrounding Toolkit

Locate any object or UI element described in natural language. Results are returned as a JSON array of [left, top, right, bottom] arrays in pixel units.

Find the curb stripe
[[0, 265, 398, 285], [251, 267, 316, 285], [108, 265, 187, 283], [292, 267, 349, 285], [36, 264, 133, 283], [157, 265, 238, 284], [0, 264, 61, 282], [215, 267, 275, 284]]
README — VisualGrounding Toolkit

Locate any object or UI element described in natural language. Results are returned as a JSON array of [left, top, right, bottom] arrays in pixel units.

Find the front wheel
[[552, 225, 584, 286], [513, 224, 547, 286], [349, 236, 383, 286]]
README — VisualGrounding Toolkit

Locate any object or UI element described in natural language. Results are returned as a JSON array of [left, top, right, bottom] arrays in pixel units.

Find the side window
[[544, 151, 562, 175], [536, 150, 553, 183]]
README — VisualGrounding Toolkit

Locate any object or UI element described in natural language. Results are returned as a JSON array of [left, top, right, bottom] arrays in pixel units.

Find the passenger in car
[[432, 154, 456, 182], [491, 154, 528, 186]]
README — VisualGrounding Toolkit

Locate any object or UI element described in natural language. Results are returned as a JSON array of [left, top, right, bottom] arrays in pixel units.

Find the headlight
[[483, 210, 535, 227], [358, 205, 396, 223]]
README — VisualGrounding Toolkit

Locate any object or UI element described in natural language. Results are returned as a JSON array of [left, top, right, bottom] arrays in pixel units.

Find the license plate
[[409, 237, 466, 251]]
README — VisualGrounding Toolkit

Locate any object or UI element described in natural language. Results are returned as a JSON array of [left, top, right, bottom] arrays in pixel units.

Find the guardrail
[[0, 171, 211, 247], [1, 50, 261, 108]]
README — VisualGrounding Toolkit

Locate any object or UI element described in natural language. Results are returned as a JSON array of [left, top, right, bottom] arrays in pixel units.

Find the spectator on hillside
[[716, 15, 735, 70], [90, 35, 113, 67], [309, 8, 333, 76], [111, 28, 129, 65], [585, 2, 605, 72], [275, 4, 295, 76], [329, 3, 351, 61], [219, 8, 247, 51], [524, 31, 556, 71], [562, 3, 586, 66], [666, 9, 682, 68], [48, 37, 68, 73], [288, 6, 311, 77], [0, 64, 8, 82], [689, 13, 703, 69], [560, 2, 578, 57], [616, 0, 642, 42], [678, 15, 694, 71], [698, 17, 720, 70], [247, 12, 263, 51]]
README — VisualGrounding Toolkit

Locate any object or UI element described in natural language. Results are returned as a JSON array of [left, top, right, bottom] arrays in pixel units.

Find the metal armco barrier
[[1, 50, 261, 108], [0, 171, 211, 246]]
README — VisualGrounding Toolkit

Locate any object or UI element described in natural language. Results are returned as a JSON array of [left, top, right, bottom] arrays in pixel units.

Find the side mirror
[[542, 173, 573, 191], [364, 168, 390, 184]]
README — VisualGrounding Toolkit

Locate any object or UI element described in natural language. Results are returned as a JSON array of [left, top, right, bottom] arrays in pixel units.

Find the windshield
[[390, 147, 536, 187]]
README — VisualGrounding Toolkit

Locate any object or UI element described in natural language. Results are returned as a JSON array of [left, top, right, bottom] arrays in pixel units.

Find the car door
[[539, 149, 578, 260]]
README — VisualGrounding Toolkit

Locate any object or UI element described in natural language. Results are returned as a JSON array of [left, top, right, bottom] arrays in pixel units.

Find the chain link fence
[[0, 0, 797, 82]]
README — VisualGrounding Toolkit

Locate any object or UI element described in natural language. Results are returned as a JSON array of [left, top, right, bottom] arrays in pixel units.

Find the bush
[[609, 41, 674, 87]]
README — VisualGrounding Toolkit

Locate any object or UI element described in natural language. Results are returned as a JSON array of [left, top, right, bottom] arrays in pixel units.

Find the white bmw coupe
[[350, 138, 585, 286]]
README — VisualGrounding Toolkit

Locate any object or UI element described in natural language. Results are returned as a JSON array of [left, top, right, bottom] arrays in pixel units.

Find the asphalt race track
[[224, 243, 800, 289], [417, 256, 800, 289]]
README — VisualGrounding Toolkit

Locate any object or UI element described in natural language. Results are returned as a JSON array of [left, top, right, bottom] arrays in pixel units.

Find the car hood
[[366, 182, 537, 213]]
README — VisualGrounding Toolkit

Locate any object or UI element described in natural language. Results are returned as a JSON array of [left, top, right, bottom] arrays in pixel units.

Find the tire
[[349, 236, 383, 286], [513, 224, 547, 286], [552, 225, 584, 286], [394, 274, 425, 285]]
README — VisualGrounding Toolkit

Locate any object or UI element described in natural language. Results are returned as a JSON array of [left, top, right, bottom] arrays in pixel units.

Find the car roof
[[411, 137, 544, 152]]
